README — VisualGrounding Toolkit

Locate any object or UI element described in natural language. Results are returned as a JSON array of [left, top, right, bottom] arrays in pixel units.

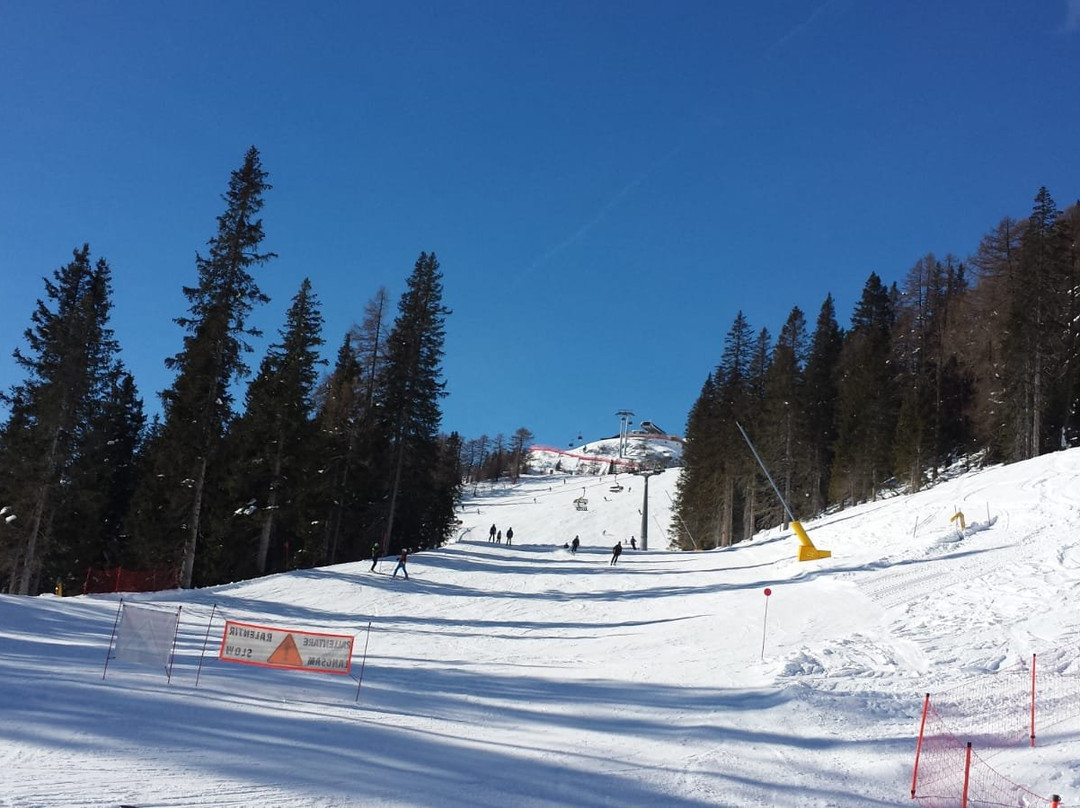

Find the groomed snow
[[2, 448, 1080, 807]]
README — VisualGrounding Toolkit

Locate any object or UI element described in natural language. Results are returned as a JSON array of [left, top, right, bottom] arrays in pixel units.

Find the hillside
[[2, 449, 1080, 807]]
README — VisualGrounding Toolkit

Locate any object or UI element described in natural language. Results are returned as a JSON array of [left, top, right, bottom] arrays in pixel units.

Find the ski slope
[[2, 449, 1080, 806]]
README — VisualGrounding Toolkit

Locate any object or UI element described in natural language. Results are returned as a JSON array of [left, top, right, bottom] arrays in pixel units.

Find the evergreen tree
[[314, 288, 392, 565], [1052, 203, 1080, 447], [832, 274, 897, 503], [376, 252, 455, 554], [226, 279, 325, 578], [760, 307, 809, 526], [125, 147, 274, 588], [49, 366, 144, 589], [741, 327, 772, 540], [893, 254, 974, 488], [674, 312, 758, 549], [1000, 188, 1075, 458], [0, 246, 130, 594], [802, 295, 844, 514], [672, 373, 720, 550]]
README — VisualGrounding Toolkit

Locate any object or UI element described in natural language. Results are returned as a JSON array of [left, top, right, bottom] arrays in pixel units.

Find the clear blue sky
[[2, 1, 1078, 449]]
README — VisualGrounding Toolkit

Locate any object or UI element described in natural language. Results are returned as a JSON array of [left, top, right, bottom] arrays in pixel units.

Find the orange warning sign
[[268, 633, 303, 666], [218, 620, 354, 675]]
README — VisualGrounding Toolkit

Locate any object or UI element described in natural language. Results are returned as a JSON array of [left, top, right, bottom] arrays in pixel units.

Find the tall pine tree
[[832, 274, 897, 503], [0, 246, 133, 594], [126, 147, 274, 588], [225, 278, 325, 578], [376, 252, 456, 554]]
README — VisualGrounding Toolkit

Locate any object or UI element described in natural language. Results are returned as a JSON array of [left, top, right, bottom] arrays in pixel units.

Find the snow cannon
[[735, 421, 832, 562], [792, 521, 831, 561], [950, 511, 966, 532]]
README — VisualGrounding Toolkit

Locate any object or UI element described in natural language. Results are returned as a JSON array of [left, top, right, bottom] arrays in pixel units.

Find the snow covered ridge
[[530, 432, 684, 475], [3, 448, 1080, 806]]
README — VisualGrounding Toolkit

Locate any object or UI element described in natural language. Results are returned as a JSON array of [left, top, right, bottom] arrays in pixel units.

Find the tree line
[[674, 187, 1080, 550], [0, 147, 462, 595]]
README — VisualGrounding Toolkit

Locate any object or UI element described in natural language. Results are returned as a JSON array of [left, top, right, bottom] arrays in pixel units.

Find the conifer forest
[[1, 146, 1077, 592]]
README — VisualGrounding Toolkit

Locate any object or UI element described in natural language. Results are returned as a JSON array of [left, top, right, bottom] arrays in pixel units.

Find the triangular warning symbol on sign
[[268, 634, 303, 666]]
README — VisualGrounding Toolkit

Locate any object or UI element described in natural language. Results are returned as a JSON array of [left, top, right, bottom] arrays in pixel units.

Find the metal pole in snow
[[736, 421, 796, 524], [760, 588, 772, 659], [355, 621, 373, 704]]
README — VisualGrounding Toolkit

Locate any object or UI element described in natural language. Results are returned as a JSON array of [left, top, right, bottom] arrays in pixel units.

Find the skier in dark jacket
[[489, 524, 497, 542], [630, 536, 637, 550], [506, 527, 514, 546], [370, 541, 380, 572], [571, 536, 580, 554], [610, 542, 622, 565]]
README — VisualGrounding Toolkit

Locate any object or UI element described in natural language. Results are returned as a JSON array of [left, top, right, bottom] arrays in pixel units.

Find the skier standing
[[393, 549, 409, 579], [610, 542, 622, 565]]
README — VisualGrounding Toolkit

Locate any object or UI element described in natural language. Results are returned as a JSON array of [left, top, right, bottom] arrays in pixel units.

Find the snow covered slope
[[2, 450, 1080, 807]]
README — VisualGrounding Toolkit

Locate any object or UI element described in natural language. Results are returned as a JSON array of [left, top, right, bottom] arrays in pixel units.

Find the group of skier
[[370, 542, 410, 578], [562, 534, 637, 564], [488, 524, 514, 545], [367, 525, 637, 582]]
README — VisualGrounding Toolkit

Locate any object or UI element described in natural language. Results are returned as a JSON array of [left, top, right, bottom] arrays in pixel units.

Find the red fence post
[[961, 742, 972, 808], [1030, 652, 1037, 747], [911, 693, 930, 799]]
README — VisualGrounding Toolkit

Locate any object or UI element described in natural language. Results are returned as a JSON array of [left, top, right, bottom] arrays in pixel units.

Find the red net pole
[[961, 742, 972, 808], [1050, 795, 1060, 808], [911, 693, 930, 798], [1030, 652, 1037, 747]]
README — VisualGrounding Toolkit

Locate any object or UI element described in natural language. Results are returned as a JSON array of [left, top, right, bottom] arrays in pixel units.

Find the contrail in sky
[[765, 0, 844, 59], [1067, 0, 1080, 31], [519, 120, 722, 282], [520, 1, 847, 281]]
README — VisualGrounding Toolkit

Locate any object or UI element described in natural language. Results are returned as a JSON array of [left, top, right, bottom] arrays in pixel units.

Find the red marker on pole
[[761, 588, 772, 659]]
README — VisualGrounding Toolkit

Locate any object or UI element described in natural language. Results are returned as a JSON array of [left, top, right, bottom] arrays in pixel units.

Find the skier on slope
[[393, 549, 409, 579], [610, 542, 622, 565]]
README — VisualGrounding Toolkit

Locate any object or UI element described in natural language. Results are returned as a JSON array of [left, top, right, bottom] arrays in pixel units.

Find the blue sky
[[2, 1, 1078, 448]]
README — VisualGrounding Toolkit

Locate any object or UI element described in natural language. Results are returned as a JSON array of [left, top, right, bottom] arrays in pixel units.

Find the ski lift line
[[530, 446, 642, 469]]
